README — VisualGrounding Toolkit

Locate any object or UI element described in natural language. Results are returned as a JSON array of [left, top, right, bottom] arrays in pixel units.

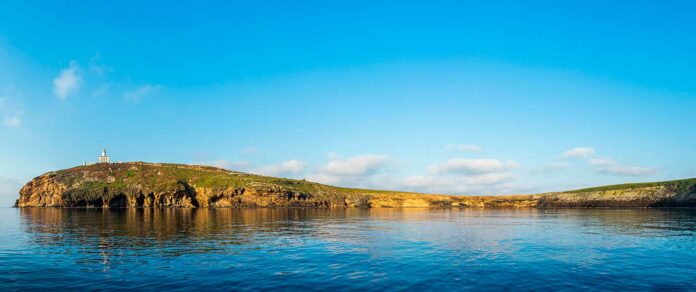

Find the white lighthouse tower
[[98, 149, 110, 163]]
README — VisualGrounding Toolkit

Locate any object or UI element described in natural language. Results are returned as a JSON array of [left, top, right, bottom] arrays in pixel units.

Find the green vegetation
[[566, 178, 696, 193], [21, 161, 693, 208], [52, 162, 426, 198], [56, 162, 696, 197]]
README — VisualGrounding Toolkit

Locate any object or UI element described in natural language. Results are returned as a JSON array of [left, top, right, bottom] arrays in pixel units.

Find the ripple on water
[[0, 208, 695, 291]]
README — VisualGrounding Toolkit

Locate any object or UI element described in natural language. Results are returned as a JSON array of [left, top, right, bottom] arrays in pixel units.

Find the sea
[[0, 207, 695, 291]]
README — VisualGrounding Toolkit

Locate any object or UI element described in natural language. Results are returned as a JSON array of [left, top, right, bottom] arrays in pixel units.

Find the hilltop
[[14, 162, 696, 208]]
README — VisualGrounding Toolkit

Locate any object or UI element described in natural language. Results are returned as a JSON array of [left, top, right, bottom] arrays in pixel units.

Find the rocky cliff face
[[13, 162, 412, 208], [14, 162, 696, 208], [539, 184, 696, 207], [15, 167, 342, 208]]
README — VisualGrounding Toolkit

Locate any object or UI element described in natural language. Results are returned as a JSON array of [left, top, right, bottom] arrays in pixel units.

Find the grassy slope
[[48, 162, 696, 205], [565, 178, 696, 193], [52, 162, 442, 199]]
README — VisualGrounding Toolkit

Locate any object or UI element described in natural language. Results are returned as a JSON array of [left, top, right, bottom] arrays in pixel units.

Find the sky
[[1, 1, 695, 206]]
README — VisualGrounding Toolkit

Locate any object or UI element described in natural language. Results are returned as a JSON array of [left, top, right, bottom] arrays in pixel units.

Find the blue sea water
[[0, 208, 695, 291]]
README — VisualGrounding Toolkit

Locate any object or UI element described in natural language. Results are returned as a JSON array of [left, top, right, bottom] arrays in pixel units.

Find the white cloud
[[2, 116, 21, 128], [394, 157, 520, 194], [253, 159, 307, 177], [298, 155, 520, 194], [53, 61, 82, 100], [427, 158, 519, 174], [305, 172, 344, 185], [554, 147, 657, 177], [446, 144, 482, 152], [124, 84, 161, 101], [588, 158, 614, 166], [586, 158, 656, 176], [562, 146, 595, 158], [598, 165, 657, 176], [559, 152, 658, 176], [322, 154, 391, 176], [402, 172, 515, 194], [307, 154, 392, 186]]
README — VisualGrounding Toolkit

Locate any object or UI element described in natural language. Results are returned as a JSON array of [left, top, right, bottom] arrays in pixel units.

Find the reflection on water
[[1, 208, 695, 290]]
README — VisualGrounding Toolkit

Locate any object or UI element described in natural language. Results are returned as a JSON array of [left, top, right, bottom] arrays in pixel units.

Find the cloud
[[196, 153, 523, 195], [544, 147, 657, 179], [427, 158, 519, 174], [123, 84, 161, 101], [402, 172, 515, 194], [253, 159, 306, 177], [586, 158, 656, 176], [305, 172, 343, 185], [446, 144, 482, 152], [395, 157, 520, 194], [598, 165, 657, 176], [561, 152, 658, 176], [587, 158, 614, 166], [307, 154, 393, 186], [53, 61, 82, 100], [562, 146, 595, 158], [322, 154, 391, 176]]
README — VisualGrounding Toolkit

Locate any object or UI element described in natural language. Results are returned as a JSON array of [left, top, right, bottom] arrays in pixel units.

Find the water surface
[[1, 208, 695, 290]]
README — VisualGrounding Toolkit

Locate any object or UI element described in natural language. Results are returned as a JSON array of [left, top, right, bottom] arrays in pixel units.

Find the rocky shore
[[14, 162, 696, 208]]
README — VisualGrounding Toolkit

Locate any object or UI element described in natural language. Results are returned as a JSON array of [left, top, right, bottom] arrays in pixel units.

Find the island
[[14, 162, 696, 208]]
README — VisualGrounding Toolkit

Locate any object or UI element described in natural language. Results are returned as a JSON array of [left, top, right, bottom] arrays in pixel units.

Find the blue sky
[[1, 1, 695, 205]]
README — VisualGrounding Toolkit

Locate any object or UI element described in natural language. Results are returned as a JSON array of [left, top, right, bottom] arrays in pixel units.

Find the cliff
[[14, 162, 696, 208]]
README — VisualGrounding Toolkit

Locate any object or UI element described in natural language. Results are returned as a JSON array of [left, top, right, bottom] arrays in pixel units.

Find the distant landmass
[[14, 162, 696, 208]]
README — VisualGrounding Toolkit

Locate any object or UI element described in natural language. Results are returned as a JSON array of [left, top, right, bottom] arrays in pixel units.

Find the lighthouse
[[98, 149, 111, 163]]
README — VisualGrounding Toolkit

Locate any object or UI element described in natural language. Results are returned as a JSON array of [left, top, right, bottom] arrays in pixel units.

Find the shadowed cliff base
[[13, 162, 696, 208]]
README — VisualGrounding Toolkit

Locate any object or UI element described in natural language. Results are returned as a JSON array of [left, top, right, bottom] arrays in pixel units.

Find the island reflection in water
[[3, 208, 696, 290]]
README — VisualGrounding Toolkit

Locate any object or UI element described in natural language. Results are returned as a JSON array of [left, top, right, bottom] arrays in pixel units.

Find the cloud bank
[[587, 158, 657, 176], [561, 146, 657, 177], [428, 158, 519, 174], [308, 154, 392, 186], [562, 147, 595, 158], [253, 159, 307, 177]]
